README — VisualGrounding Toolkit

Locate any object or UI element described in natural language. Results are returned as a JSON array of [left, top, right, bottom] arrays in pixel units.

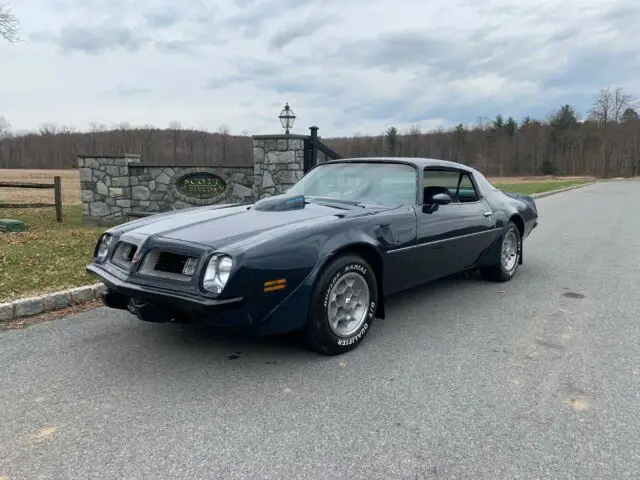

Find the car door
[[414, 167, 498, 283]]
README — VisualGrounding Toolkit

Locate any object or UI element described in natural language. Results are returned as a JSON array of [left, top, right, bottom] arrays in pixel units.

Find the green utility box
[[0, 219, 26, 233]]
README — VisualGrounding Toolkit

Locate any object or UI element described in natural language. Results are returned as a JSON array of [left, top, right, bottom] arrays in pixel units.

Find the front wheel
[[480, 221, 521, 282], [303, 254, 378, 355]]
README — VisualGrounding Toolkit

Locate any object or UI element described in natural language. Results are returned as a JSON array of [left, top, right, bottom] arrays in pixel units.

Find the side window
[[423, 169, 459, 203], [423, 169, 480, 203], [457, 173, 480, 202]]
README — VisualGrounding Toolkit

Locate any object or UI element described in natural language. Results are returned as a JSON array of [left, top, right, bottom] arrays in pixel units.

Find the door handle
[[483, 211, 493, 217]]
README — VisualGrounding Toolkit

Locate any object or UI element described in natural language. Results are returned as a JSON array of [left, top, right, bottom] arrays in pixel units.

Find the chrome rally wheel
[[327, 271, 371, 338], [480, 220, 522, 282], [304, 254, 378, 355]]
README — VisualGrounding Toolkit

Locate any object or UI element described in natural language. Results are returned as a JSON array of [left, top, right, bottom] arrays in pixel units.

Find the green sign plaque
[[176, 172, 226, 199]]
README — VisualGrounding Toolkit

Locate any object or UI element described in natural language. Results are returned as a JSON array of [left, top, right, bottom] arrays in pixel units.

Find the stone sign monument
[[77, 129, 340, 225]]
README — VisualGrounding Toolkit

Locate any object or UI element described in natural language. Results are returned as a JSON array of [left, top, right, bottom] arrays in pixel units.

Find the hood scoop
[[252, 194, 306, 212]]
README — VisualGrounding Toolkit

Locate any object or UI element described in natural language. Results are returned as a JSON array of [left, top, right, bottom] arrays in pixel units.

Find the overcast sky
[[1, 0, 639, 137]]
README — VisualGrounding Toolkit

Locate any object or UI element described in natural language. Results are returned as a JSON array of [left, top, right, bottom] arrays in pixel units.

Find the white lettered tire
[[480, 220, 521, 282], [303, 254, 378, 355]]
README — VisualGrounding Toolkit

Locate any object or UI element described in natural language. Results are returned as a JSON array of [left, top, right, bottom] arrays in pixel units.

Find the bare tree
[[38, 122, 58, 136], [0, 116, 10, 137], [168, 121, 182, 163], [589, 87, 638, 177], [0, 2, 19, 42], [185, 131, 198, 162], [199, 131, 209, 160], [589, 87, 637, 124], [218, 125, 230, 163], [0, 116, 11, 167]]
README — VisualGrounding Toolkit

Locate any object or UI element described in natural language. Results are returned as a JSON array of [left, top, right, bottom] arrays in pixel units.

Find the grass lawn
[[0, 178, 595, 303], [0, 205, 108, 303], [492, 179, 593, 195]]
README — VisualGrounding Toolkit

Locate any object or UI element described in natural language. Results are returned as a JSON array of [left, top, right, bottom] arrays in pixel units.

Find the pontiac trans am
[[87, 157, 539, 355]]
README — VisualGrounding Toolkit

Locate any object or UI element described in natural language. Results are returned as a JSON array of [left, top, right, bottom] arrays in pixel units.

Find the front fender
[[237, 219, 386, 334]]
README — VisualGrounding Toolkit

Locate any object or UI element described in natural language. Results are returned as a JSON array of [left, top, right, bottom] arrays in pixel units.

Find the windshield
[[287, 162, 418, 207]]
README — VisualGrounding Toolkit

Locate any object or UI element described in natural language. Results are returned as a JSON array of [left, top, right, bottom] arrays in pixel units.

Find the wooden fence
[[0, 176, 63, 222]]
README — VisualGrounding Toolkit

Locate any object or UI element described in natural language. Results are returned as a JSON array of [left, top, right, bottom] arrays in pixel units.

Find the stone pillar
[[252, 134, 306, 200], [76, 154, 141, 225]]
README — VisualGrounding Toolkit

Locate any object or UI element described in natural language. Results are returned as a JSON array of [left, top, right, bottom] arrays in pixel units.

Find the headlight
[[202, 254, 233, 293], [95, 233, 113, 262]]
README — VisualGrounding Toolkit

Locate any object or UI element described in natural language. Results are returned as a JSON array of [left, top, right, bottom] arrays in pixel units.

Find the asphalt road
[[2, 181, 639, 480]]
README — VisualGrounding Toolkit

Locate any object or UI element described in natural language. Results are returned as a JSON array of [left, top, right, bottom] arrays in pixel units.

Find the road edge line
[[531, 181, 597, 199]]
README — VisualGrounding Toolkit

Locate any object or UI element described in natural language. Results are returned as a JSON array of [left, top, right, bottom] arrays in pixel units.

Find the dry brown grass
[[0, 169, 81, 205]]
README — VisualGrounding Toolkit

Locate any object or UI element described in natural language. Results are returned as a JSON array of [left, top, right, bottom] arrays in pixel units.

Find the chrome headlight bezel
[[202, 253, 233, 294], [94, 233, 113, 262]]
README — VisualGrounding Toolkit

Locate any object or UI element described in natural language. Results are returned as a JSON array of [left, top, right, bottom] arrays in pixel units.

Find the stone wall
[[252, 135, 305, 200], [77, 154, 253, 225], [128, 165, 253, 212], [77, 154, 141, 225]]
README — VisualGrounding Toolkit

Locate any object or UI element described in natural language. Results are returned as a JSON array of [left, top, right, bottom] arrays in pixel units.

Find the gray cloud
[[318, 2, 639, 89], [234, 0, 259, 7], [57, 26, 147, 54], [538, 47, 640, 92], [326, 31, 451, 72], [35, 16, 220, 56], [268, 16, 329, 50], [145, 9, 182, 28], [203, 59, 287, 89], [155, 40, 196, 54], [226, 0, 329, 36], [115, 86, 152, 96], [602, 1, 640, 27]]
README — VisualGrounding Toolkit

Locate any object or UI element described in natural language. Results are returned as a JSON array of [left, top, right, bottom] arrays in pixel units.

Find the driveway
[[1, 180, 639, 479]]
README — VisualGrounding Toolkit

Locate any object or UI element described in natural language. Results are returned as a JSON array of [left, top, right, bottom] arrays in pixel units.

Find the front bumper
[[87, 263, 249, 325]]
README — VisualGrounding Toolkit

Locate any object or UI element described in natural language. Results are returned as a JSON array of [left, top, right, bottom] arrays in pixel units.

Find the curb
[[0, 283, 106, 323], [530, 181, 597, 199]]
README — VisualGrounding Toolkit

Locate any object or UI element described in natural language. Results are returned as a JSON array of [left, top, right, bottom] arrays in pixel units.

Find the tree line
[[330, 87, 640, 178], [1, 87, 639, 178]]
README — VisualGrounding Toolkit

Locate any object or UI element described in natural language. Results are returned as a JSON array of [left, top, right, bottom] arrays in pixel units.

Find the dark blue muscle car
[[87, 157, 538, 355]]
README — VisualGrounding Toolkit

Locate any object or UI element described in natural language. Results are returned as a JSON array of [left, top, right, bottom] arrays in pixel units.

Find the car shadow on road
[[139, 269, 491, 361]]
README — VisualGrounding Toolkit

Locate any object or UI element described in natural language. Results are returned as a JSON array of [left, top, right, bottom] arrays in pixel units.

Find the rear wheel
[[480, 221, 521, 282], [303, 254, 378, 355]]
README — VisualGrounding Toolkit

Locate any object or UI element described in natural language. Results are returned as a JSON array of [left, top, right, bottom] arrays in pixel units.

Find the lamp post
[[278, 103, 296, 135]]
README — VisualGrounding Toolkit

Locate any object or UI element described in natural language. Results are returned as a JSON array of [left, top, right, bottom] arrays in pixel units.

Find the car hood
[[114, 201, 386, 249]]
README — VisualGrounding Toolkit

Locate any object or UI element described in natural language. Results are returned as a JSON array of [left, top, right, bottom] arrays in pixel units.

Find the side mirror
[[422, 191, 452, 214], [431, 192, 452, 205]]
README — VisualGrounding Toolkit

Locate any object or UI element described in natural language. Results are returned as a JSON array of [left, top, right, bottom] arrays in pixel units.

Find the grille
[[154, 251, 190, 275]]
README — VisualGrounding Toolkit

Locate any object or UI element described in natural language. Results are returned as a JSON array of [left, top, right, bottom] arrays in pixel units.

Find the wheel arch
[[508, 213, 525, 265], [509, 213, 525, 238]]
